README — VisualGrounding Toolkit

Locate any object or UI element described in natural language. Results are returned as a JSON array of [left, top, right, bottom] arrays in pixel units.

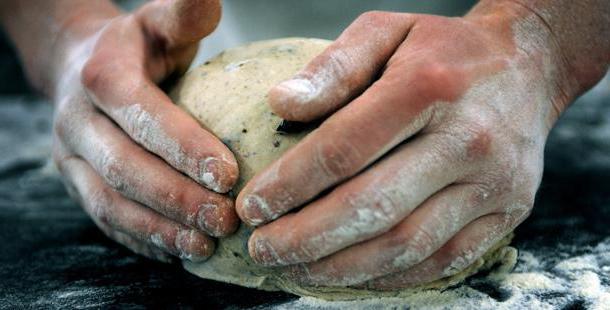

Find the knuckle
[[340, 190, 402, 235], [413, 63, 453, 90], [88, 187, 115, 226], [484, 171, 515, 203], [407, 227, 436, 253], [81, 56, 111, 93], [199, 196, 238, 236], [475, 157, 519, 198], [160, 184, 192, 217], [468, 184, 494, 207], [356, 11, 390, 26], [462, 120, 495, 161], [120, 104, 152, 144], [409, 63, 463, 102], [389, 225, 436, 257], [98, 153, 126, 192], [372, 190, 402, 222], [495, 169, 517, 194], [414, 13, 442, 24], [314, 139, 361, 180]]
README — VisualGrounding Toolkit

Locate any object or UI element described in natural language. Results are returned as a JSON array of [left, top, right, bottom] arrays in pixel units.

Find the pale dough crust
[[170, 38, 517, 300]]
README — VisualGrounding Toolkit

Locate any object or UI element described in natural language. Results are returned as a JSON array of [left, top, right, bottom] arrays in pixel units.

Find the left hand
[[235, 5, 577, 288], [50, 0, 238, 263]]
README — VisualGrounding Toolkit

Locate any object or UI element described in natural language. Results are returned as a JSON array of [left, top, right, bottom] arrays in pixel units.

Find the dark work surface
[[0, 74, 609, 309]]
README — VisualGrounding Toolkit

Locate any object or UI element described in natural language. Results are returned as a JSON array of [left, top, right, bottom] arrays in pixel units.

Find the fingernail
[[249, 235, 281, 266], [241, 194, 270, 226], [199, 157, 228, 193], [197, 203, 223, 237], [175, 229, 209, 263], [276, 78, 316, 103]]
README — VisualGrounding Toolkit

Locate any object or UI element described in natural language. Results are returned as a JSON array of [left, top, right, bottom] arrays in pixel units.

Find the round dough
[[170, 38, 516, 300]]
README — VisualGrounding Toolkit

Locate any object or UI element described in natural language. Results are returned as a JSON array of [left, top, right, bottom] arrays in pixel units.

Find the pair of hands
[[53, 0, 573, 289]]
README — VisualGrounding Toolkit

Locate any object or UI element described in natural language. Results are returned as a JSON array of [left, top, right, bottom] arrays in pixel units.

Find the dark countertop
[[0, 74, 609, 309]]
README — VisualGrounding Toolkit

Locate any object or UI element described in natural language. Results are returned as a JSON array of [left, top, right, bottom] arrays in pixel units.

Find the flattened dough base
[[170, 38, 517, 300]]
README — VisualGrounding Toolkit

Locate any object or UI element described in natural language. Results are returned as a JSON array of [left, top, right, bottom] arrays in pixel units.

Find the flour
[[149, 233, 167, 251], [271, 45, 358, 120], [224, 59, 257, 72], [118, 104, 224, 192], [174, 38, 518, 298], [274, 237, 610, 309]]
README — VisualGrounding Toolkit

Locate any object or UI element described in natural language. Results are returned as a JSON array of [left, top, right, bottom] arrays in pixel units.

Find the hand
[[52, 0, 239, 262], [236, 4, 580, 288]]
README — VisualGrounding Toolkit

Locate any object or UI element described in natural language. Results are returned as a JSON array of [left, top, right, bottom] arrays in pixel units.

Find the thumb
[[136, 0, 221, 48], [268, 12, 415, 122]]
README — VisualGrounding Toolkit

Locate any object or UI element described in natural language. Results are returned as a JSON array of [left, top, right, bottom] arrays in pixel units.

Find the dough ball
[[170, 38, 516, 300]]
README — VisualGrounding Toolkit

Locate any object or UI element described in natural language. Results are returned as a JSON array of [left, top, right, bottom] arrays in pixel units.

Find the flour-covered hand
[[237, 0, 609, 288], [48, 0, 239, 262]]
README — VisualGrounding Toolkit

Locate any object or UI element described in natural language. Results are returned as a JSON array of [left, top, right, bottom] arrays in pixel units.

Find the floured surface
[[170, 38, 517, 299], [275, 237, 610, 309]]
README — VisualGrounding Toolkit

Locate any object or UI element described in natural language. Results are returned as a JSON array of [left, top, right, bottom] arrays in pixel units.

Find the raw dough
[[170, 38, 517, 300]]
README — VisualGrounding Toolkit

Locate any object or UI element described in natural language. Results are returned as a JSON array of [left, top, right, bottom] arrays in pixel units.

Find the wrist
[[0, 0, 120, 98], [465, 0, 579, 118], [468, 0, 610, 111]]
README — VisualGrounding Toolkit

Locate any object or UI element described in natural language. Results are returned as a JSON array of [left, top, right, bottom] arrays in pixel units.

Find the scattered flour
[[273, 237, 610, 309]]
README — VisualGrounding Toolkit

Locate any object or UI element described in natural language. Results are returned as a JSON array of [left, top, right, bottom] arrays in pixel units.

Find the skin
[[1, 0, 608, 290], [236, 0, 610, 289], [0, 0, 240, 262]]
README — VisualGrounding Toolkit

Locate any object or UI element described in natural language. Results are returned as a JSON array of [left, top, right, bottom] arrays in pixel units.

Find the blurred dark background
[[0, 31, 31, 94]]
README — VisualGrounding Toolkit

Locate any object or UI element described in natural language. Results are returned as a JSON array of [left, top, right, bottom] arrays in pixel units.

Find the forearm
[[468, 0, 610, 109], [0, 0, 120, 96]]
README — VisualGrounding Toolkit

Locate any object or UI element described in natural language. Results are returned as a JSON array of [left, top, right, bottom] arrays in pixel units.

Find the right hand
[[52, 0, 239, 262]]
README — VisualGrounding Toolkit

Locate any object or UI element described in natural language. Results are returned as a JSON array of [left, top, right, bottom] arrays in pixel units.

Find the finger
[[57, 152, 215, 262], [105, 225, 175, 263], [281, 184, 492, 287], [247, 135, 470, 267], [60, 101, 237, 237], [54, 142, 174, 262], [136, 0, 221, 48], [236, 47, 465, 225], [81, 55, 238, 193], [239, 17, 484, 226], [363, 212, 524, 290], [268, 11, 415, 122]]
